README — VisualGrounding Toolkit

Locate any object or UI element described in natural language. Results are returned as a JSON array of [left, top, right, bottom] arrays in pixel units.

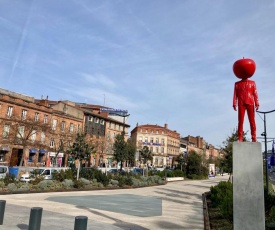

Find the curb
[[202, 192, 210, 230]]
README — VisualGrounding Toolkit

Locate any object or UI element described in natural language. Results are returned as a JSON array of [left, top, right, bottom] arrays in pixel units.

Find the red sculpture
[[233, 58, 259, 142]]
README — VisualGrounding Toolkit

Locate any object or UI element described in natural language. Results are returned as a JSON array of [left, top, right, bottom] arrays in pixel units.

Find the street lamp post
[[257, 109, 275, 193]]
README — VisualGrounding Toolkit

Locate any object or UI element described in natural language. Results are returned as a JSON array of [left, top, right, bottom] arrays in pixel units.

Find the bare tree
[[3, 115, 51, 166], [48, 131, 78, 167]]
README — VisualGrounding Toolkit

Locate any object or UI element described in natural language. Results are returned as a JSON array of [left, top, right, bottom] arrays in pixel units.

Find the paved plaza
[[0, 175, 229, 230]]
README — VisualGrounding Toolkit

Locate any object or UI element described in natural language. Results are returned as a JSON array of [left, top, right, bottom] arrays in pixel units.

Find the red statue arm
[[254, 82, 259, 110], [233, 83, 237, 111]]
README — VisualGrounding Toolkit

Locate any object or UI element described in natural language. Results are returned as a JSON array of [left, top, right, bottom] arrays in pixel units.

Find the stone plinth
[[233, 142, 265, 230]]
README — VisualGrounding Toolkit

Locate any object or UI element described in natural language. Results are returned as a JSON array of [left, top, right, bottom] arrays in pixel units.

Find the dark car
[[107, 168, 125, 174], [131, 168, 144, 175]]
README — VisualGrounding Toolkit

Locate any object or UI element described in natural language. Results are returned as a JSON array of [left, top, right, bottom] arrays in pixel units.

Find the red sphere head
[[233, 58, 256, 79]]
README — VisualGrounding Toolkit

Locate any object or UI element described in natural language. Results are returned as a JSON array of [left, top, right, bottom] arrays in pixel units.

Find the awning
[[29, 149, 37, 154], [0, 146, 10, 151], [39, 149, 47, 154]]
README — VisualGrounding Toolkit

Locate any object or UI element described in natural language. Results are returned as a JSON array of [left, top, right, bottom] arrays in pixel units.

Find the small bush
[[53, 169, 75, 181], [73, 179, 84, 189], [62, 179, 74, 189], [4, 174, 16, 186], [7, 183, 17, 192], [210, 181, 233, 221]]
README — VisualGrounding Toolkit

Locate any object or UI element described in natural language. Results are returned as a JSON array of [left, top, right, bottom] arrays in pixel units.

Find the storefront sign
[[48, 152, 64, 157]]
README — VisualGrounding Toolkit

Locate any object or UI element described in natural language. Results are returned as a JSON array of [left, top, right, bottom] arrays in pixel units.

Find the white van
[[0, 166, 9, 179], [31, 167, 68, 180]]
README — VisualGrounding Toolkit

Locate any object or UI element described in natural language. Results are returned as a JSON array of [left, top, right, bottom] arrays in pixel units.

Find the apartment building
[[130, 123, 180, 167], [38, 100, 84, 167], [76, 103, 130, 167], [0, 89, 53, 167], [0, 90, 84, 167], [181, 135, 220, 159]]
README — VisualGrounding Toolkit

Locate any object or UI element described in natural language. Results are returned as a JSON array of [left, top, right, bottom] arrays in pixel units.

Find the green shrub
[[62, 179, 74, 189], [53, 169, 75, 181], [30, 176, 44, 185], [210, 181, 233, 221], [79, 178, 90, 185], [73, 179, 84, 189], [7, 183, 17, 192], [173, 169, 185, 177], [110, 179, 119, 186], [187, 174, 207, 180], [4, 174, 16, 186]]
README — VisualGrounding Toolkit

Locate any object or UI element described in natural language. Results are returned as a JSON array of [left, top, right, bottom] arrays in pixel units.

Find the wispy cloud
[[1, 0, 275, 147]]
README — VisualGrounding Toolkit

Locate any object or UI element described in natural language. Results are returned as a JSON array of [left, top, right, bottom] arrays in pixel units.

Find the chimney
[[164, 123, 168, 129]]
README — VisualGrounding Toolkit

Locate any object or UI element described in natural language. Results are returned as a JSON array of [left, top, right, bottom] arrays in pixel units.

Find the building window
[[95, 118, 99, 123], [7, 106, 13, 117], [21, 109, 27, 120], [145, 137, 148, 143], [140, 128, 142, 132], [88, 116, 93, 122], [31, 130, 36, 142], [100, 119, 105, 125], [50, 138, 55, 148], [156, 138, 159, 144], [77, 124, 81, 132], [150, 147, 153, 152], [41, 132, 45, 144], [156, 147, 159, 153], [139, 136, 142, 142], [156, 130, 159, 134], [3, 125, 10, 138], [150, 137, 154, 143], [161, 147, 164, 153], [34, 112, 39, 122], [52, 119, 57, 130], [151, 130, 154, 133], [145, 129, 148, 133], [161, 139, 165, 145], [17, 126, 25, 140], [43, 115, 48, 123], [69, 123, 74, 133], [61, 121, 65, 132]]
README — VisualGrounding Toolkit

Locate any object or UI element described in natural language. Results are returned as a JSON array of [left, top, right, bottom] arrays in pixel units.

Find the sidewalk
[[0, 175, 229, 229]]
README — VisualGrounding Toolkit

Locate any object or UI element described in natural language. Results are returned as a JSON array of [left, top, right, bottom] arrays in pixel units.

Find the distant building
[[130, 123, 180, 167], [181, 135, 220, 160]]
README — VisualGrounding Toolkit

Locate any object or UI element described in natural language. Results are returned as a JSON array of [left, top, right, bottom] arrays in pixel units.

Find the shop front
[[48, 152, 64, 167]]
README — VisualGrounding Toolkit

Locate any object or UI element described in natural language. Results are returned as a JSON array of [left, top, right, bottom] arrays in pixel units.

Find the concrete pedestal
[[233, 142, 265, 230]]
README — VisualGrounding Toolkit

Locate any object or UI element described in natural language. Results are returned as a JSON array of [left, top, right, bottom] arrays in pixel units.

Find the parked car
[[107, 168, 125, 174], [19, 173, 32, 182], [131, 168, 144, 175], [30, 167, 69, 180], [0, 166, 9, 179]]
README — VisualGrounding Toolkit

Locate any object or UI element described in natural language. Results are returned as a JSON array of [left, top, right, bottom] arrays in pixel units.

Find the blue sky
[[1, 0, 275, 148]]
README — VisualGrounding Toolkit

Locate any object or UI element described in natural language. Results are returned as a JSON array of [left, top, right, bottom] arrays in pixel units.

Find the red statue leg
[[238, 105, 246, 141], [247, 105, 256, 142]]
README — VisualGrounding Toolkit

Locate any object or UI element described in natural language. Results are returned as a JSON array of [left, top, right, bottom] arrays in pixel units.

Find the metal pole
[[264, 114, 269, 192], [0, 200, 6, 225], [29, 207, 43, 230], [74, 216, 88, 230]]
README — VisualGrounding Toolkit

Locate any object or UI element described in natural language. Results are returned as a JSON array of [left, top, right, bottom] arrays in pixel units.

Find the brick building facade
[[130, 123, 180, 167]]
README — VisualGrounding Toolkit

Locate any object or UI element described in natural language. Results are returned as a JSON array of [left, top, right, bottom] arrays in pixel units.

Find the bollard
[[28, 207, 43, 230], [0, 200, 6, 225], [74, 216, 88, 230]]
